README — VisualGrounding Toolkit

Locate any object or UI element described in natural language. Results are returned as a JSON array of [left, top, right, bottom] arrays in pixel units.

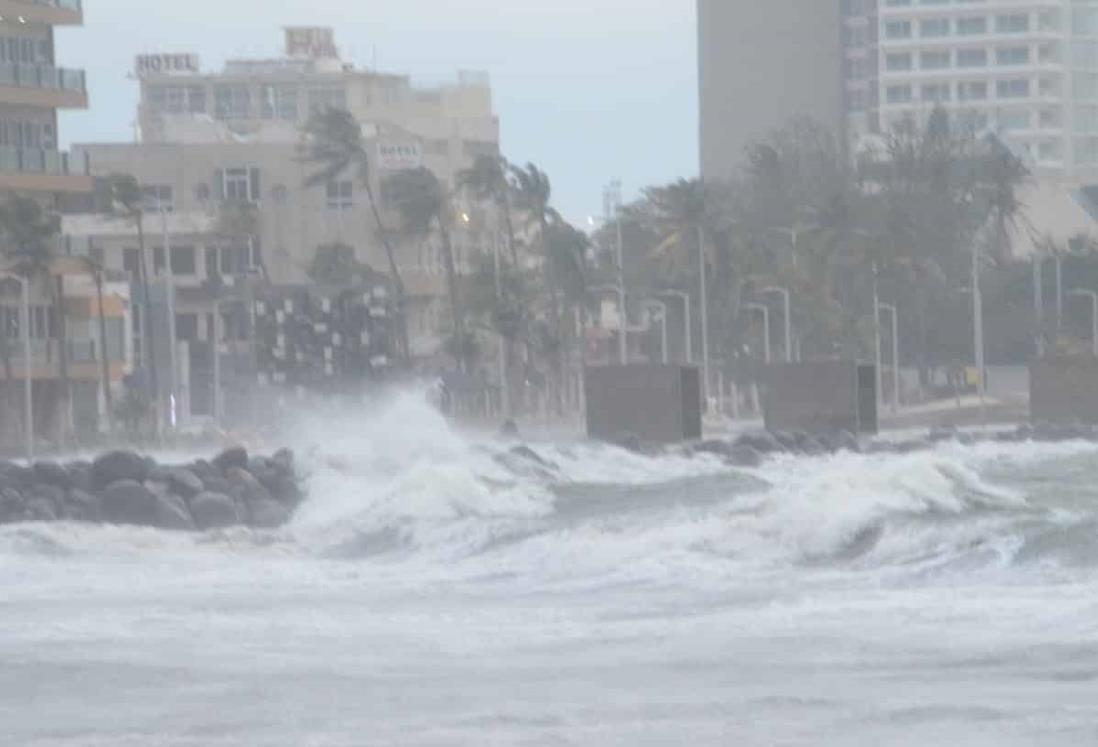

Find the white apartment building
[[843, 0, 1098, 181]]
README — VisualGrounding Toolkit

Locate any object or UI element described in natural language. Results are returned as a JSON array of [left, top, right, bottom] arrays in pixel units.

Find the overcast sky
[[57, 0, 698, 225]]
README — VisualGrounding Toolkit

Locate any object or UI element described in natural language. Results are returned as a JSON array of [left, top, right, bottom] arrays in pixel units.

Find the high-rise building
[[697, 0, 845, 182]]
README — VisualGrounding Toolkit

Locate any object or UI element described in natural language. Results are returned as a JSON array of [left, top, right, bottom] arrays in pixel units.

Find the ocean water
[[3, 395, 1098, 746]]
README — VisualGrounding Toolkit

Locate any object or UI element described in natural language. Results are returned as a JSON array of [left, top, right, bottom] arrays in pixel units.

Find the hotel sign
[[135, 54, 200, 78], [377, 142, 423, 171]]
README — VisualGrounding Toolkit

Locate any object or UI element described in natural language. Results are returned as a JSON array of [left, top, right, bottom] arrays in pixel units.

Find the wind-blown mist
[[2, 395, 1098, 745]]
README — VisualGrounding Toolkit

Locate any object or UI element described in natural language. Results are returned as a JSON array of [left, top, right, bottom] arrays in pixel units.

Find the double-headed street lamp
[[0, 272, 32, 461], [1068, 288, 1098, 357]]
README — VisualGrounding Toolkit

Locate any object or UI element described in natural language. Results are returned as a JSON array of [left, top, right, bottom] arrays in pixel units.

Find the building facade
[[697, 0, 845, 182], [0, 1, 131, 450], [73, 27, 499, 361]]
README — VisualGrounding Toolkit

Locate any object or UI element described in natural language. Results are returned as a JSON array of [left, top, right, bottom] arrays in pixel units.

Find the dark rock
[[147, 464, 174, 484], [772, 432, 799, 452], [166, 468, 204, 499], [155, 492, 195, 531], [735, 432, 783, 454], [191, 459, 215, 480], [28, 484, 65, 512], [247, 498, 290, 529], [727, 445, 763, 468], [202, 475, 233, 495], [100, 479, 159, 526], [226, 467, 273, 504], [0, 488, 24, 522], [694, 440, 733, 458], [188, 492, 240, 531], [92, 451, 148, 489], [61, 489, 101, 522], [1, 464, 34, 489], [509, 445, 558, 470], [499, 420, 520, 439], [33, 461, 72, 489], [928, 425, 959, 443], [66, 462, 94, 493], [213, 447, 249, 472]]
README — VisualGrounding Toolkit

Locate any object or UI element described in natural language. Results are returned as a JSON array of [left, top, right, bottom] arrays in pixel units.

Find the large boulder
[[92, 451, 148, 489], [61, 489, 101, 523], [188, 492, 240, 531], [0, 464, 34, 490], [167, 468, 205, 499], [247, 498, 290, 529], [213, 447, 249, 472], [65, 462, 95, 493], [100, 480, 159, 526], [0, 488, 24, 523], [226, 467, 274, 505], [23, 496, 57, 522], [33, 461, 72, 489], [727, 445, 763, 468], [272, 448, 294, 471]]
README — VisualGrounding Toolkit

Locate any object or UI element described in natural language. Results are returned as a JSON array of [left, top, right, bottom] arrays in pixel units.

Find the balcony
[[0, 62, 87, 108], [0, 0, 83, 26], [0, 146, 93, 193]]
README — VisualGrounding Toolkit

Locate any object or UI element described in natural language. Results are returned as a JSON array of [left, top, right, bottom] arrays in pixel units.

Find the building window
[[886, 53, 912, 72], [123, 247, 140, 276], [885, 20, 912, 39], [996, 14, 1029, 34], [996, 79, 1031, 99], [171, 246, 196, 276], [214, 85, 251, 120], [326, 180, 353, 210], [142, 185, 173, 212], [921, 51, 951, 70], [922, 84, 951, 103], [886, 85, 913, 104], [920, 18, 950, 38], [996, 47, 1030, 66], [957, 17, 987, 36], [308, 87, 347, 114], [999, 110, 1031, 131], [261, 85, 299, 120], [175, 313, 198, 343], [957, 81, 988, 101], [957, 49, 988, 68], [218, 167, 261, 203]]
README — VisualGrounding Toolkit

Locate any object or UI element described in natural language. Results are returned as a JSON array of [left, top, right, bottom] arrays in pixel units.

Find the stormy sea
[[3, 394, 1098, 746]]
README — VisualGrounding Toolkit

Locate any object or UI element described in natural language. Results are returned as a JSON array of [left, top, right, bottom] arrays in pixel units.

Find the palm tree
[[0, 196, 67, 441], [302, 107, 408, 360], [383, 167, 464, 362], [73, 254, 114, 430], [105, 173, 159, 420], [460, 154, 519, 265]]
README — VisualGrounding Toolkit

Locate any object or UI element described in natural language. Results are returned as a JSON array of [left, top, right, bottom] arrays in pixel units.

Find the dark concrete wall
[[1031, 357, 1098, 423], [585, 365, 702, 444], [764, 361, 877, 434]]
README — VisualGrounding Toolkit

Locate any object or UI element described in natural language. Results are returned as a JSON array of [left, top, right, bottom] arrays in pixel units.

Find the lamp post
[[760, 286, 792, 363], [697, 225, 710, 399], [1068, 289, 1098, 357], [746, 302, 771, 364], [644, 300, 669, 364], [158, 200, 178, 430], [877, 302, 900, 413], [658, 290, 692, 364], [1, 272, 32, 461]]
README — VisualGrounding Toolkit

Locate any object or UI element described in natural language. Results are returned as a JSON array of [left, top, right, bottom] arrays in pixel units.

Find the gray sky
[[57, 0, 698, 225]]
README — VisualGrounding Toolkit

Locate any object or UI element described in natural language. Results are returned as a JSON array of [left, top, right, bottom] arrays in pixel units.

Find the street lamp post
[[760, 286, 792, 363], [697, 225, 711, 399], [158, 202, 178, 429], [877, 302, 901, 413], [1, 272, 32, 461], [1068, 289, 1098, 357], [746, 302, 771, 364], [658, 290, 692, 364], [645, 300, 669, 364]]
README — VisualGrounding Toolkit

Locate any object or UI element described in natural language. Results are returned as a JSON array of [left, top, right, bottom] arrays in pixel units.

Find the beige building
[[0, 1, 132, 448], [697, 0, 845, 182], [73, 28, 499, 360]]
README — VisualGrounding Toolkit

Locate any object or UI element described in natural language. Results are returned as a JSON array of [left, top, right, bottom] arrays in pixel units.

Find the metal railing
[[0, 146, 88, 176], [0, 62, 85, 92]]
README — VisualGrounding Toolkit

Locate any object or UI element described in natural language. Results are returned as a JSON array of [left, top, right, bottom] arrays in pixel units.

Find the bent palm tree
[[460, 154, 519, 265], [302, 107, 408, 360], [383, 167, 464, 354]]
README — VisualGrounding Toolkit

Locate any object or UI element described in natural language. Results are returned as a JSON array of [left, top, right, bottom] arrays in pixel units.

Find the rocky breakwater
[[0, 447, 304, 531]]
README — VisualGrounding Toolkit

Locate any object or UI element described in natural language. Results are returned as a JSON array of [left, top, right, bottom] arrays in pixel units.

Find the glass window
[[996, 79, 1031, 98], [308, 87, 347, 114], [326, 180, 353, 210], [171, 246, 196, 276], [921, 51, 951, 70], [957, 49, 988, 67], [886, 53, 912, 72], [920, 18, 950, 38], [996, 14, 1029, 34], [996, 47, 1030, 65], [885, 20, 912, 39], [214, 85, 251, 120], [886, 85, 913, 104], [261, 85, 299, 120], [957, 17, 987, 35], [141, 185, 173, 212]]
